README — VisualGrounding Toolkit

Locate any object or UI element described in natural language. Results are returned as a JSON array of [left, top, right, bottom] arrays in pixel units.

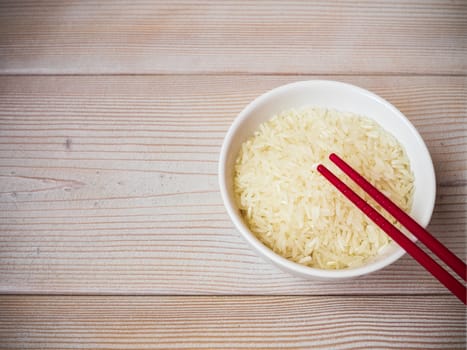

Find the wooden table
[[0, 1, 465, 348]]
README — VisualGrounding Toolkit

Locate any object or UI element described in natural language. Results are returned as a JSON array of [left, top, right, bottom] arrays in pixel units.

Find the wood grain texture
[[0, 0, 466, 74], [0, 295, 465, 349], [1, 1, 465, 347], [0, 75, 465, 295]]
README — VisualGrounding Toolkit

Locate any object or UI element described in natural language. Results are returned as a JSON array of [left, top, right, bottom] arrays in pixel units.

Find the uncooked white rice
[[234, 107, 414, 269]]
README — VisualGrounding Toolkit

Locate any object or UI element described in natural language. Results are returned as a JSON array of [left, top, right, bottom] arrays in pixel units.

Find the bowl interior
[[220, 80, 436, 278]]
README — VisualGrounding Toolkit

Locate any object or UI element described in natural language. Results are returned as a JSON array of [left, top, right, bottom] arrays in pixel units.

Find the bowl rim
[[218, 79, 436, 279]]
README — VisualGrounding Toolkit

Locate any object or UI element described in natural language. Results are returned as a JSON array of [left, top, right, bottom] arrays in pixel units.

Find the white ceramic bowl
[[219, 80, 436, 279]]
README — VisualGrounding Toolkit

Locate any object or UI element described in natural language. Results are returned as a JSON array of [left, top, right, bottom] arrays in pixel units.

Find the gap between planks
[[0, 73, 466, 77]]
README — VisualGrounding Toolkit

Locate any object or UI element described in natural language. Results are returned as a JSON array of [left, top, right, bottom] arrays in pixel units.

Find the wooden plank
[[0, 295, 464, 349], [0, 1, 466, 74], [0, 75, 465, 295]]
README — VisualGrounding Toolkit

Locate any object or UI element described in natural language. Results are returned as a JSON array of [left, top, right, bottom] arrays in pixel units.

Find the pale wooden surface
[[0, 1, 466, 349], [0, 75, 465, 295], [0, 296, 465, 350], [0, 0, 466, 74]]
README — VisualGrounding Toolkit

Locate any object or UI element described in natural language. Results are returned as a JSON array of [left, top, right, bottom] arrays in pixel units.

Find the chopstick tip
[[316, 164, 326, 174]]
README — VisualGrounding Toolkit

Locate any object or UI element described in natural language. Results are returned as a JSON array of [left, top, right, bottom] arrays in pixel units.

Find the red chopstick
[[329, 153, 466, 281], [317, 154, 466, 304]]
